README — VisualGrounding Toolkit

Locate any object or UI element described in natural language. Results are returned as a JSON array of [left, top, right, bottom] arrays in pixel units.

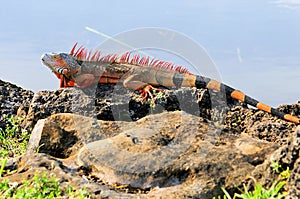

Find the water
[[0, 0, 299, 107]]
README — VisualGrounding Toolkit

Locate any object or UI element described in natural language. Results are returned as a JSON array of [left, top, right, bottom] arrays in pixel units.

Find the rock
[[243, 126, 300, 199], [224, 104, 298, 144], [1, 153, 120, 198], [9, 111, 278, 198], [26, 113, 127, 158], [24, 84, 240, 131], [273, 126, 300, 199], [0, 79, 34, 130], [2, 79, 300, 198]]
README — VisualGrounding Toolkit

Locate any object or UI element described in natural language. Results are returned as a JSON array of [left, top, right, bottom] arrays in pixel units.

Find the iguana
[[41, 43, 299, 124]]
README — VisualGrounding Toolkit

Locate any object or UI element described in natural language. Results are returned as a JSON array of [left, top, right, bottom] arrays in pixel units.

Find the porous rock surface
[[1, 79, 300, 198], [0, 80, 34, 130]]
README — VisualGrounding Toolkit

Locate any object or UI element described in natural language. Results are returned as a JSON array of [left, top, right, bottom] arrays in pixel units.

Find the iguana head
[[41, 53, 81, 87]]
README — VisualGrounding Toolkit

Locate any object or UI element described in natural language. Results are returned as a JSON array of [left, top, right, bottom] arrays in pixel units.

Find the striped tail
[[194, 75, 300, 124]]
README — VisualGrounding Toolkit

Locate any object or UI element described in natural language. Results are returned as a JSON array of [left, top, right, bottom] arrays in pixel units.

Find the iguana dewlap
[[41, 43, 299, 124]]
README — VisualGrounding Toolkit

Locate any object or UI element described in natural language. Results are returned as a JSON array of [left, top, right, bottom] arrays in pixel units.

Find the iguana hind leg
[[123, 74, 163, 104], [139, 85, 163, 103]]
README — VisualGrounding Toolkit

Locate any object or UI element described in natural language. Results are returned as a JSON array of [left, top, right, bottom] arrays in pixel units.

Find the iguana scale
[[41, 43, 299, 124]]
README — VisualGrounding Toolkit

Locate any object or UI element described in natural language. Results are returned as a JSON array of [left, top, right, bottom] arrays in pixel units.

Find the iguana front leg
[[53, 73, 75, 87], [74, 74, 95, 88]]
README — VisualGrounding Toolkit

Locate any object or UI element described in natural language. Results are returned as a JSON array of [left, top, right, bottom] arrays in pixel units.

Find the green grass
[[0, 171, 90, 199], [213, 181, 286, 199], [0, 115, 30, 158], [213, 161, 289, 199], [147, 90, 164, 108], [271, 160, 291, 180]]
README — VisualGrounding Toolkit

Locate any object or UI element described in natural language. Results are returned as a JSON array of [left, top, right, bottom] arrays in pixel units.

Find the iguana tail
[[196, 75, 299, 124], [172, 73, 299, 124]]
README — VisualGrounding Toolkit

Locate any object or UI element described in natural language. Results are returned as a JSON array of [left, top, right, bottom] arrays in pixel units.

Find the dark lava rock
[[224, 103, 299, 145], [24, 83, 241, 131], [250, 126, 300, 199], [0, 79, 34, 130]]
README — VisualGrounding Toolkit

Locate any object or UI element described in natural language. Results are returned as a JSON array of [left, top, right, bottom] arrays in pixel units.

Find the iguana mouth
[[41, 53, 57, 73], [41, 53, 50, 64]]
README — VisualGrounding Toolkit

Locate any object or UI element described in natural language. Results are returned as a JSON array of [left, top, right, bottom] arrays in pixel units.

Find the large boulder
[[6, 112, 279, 198]]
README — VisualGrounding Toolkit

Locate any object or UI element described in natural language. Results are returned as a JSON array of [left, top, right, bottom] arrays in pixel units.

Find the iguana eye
[[60, 53, 68, 59]]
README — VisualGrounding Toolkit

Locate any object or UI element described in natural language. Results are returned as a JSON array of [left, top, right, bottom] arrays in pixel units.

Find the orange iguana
[[41, 43, 299, 124]]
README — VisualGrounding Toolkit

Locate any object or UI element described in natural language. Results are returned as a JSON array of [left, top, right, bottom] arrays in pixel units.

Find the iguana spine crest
[[70, 42, 190, 74]]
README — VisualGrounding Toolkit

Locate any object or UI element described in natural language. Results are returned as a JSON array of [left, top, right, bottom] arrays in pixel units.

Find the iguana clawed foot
[[139, 85, 163, 105]]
